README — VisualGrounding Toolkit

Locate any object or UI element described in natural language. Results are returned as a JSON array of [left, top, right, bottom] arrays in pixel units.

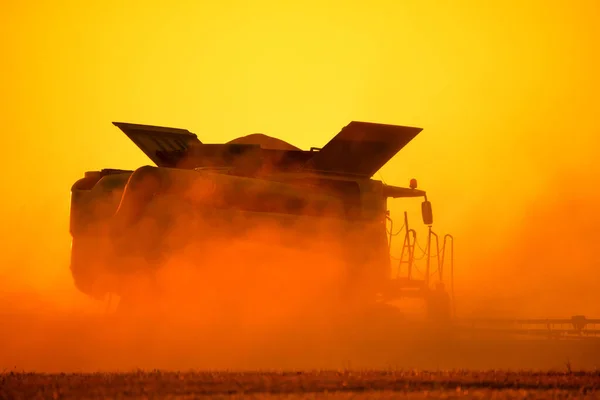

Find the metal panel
[[112, 122, 202, 167], [307, 121, 423, 177]]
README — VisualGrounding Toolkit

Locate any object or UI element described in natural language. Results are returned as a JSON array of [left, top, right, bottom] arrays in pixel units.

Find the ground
[[1, 371, 598, 399]]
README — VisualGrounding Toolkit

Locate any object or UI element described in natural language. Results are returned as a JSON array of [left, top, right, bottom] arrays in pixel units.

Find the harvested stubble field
[[1, 370, 599, 399]]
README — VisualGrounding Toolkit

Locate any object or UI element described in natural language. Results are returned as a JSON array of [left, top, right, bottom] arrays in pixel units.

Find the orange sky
[[1, 0, 599, 316]]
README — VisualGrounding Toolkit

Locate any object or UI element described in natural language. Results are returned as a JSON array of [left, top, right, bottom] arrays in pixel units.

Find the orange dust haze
[[1, 0, 599, 371]]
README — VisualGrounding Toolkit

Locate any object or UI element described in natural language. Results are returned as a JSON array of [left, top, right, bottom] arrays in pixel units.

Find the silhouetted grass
[[1, 370, 598, 399]]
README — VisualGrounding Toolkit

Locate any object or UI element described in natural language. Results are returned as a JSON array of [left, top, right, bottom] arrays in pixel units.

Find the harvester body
[[69, 121, 448, 319]]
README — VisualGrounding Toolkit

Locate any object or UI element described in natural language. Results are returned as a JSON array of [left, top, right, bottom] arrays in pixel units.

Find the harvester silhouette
[[69, 121, 599, 339]]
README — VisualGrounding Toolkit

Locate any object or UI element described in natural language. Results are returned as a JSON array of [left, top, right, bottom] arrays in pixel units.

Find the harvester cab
[[69, 120, 455, 321]]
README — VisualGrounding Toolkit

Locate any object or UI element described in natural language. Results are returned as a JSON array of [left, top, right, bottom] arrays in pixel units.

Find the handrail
[[396, 212, 417, 279], [386, 214, 393, 253], [406, 229, 417, 279], [426, 226, 441, 287], [442, 234, 455, 317], [390, 211, 455, 317]]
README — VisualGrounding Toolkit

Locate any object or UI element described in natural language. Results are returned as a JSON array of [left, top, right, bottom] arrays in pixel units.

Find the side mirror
[[421, 200, 433, 225]]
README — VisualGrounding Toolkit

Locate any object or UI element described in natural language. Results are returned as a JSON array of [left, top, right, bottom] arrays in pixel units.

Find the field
[[2, 304, 600, 398], [1, 370, 599, 399]]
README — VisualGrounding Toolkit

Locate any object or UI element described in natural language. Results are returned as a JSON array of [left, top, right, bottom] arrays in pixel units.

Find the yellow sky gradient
[[1, 0, 599, 316]]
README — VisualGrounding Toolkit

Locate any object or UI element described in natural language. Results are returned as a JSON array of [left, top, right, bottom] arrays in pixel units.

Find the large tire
[[70, 235, 111, 300]]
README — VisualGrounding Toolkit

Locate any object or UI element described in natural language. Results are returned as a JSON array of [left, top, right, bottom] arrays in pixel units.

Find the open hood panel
[[113, 122, 202, 167], [307, 121, 423, 177]]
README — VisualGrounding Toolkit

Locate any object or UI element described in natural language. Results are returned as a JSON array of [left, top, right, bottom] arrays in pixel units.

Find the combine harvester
[[69, 121, 599, 345]]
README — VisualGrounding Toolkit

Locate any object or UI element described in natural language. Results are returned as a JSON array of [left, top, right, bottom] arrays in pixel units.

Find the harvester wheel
[[70, 236, 110, 300]]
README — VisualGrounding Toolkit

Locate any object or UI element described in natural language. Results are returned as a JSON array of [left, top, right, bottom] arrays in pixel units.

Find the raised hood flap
[[113, 122, 202, 167], [307, 121, 423, 177]]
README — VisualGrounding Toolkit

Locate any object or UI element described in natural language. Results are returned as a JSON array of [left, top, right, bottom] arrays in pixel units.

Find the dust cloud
[[0, 169, 398, 373], [451, 155, 600, 320], [2, 158, 600, 374]]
